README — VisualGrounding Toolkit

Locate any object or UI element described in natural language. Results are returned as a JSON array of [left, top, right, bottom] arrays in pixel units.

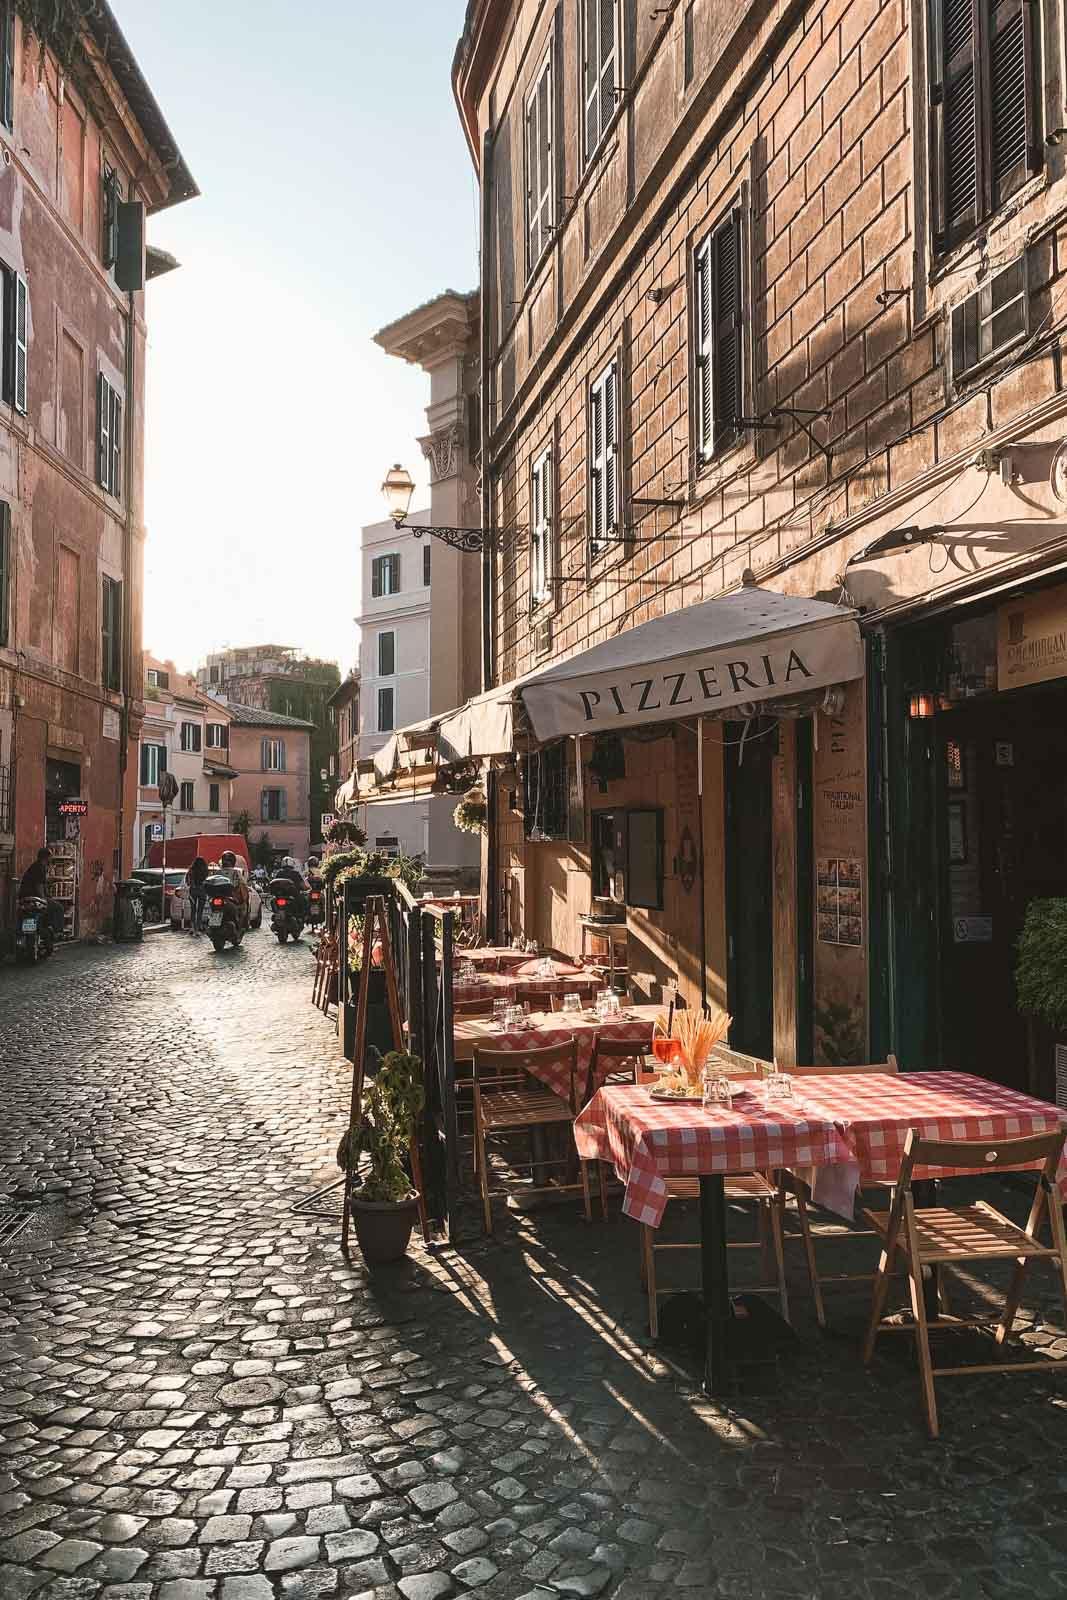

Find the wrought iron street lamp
[[381, 462, 498, 554]]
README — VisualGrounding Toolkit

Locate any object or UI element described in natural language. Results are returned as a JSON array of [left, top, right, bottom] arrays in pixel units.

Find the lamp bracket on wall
[[401, 520, 509, 554]]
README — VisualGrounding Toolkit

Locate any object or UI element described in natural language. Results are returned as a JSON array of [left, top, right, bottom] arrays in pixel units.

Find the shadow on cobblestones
[[2, 936, 1067, 1600]]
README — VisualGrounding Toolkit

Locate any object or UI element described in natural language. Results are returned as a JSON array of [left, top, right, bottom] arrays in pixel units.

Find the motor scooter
[[15, 896, 54, 963], [269, 877, 306, 943], [204, 875, 246, 952]]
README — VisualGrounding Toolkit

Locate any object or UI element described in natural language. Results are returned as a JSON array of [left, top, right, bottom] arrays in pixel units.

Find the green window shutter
[[0, 2, 13, 131], [261, 789, 269, 822], [279, 740, 286, 773], [110, 387, 123, 500], [280, 789, 288, 822], [710, 208, 743, 452], [694, 237, 713, 461], [261, 736, 269, 770], [98, 373, 110, 491], [12, 274, 26, 415]]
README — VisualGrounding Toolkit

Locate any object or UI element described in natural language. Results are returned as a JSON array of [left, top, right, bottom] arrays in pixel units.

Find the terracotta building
[[223, 702, 314, 866], [327, 671, 359, 796], [445, 0, 1067, 1095], [134, 655, 235, 865], [0, 2, 195, 939]]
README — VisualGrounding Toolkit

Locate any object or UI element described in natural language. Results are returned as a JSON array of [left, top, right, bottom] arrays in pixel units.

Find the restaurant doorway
[[724, 719, 774, 1060], [880, 581, 1067, 1095]]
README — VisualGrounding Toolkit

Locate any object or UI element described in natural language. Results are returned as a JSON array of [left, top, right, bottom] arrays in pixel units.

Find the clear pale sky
[[123, 0, 476, 679]]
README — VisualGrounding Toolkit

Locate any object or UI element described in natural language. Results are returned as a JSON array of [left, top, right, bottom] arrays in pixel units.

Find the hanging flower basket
[[454, 787, 487, 835]]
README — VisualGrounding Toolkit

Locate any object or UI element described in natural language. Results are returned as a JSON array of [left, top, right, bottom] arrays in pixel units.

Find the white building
[[351, 290, 484, 888]]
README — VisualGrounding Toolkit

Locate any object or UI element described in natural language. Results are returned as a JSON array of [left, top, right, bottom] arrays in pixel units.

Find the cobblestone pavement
[[3, 933, 1067, 1600]]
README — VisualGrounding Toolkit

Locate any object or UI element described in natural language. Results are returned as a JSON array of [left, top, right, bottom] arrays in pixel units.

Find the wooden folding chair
[[641, 1173, 798, 1338], [520, 989, 556, 1014], [472, 1039, 596, 1234], [863, 1126, 1067, 1437], [585, 1031, 654, 1217], [775, 1058, 900, 1325]]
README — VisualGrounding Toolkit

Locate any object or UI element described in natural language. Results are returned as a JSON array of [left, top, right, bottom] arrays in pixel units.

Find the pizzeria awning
[[518, 587, 864, 741]]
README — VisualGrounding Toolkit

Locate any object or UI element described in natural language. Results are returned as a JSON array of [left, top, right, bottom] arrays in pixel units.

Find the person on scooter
[[186, 855, 209, 934], [19, 848, 64, 938], [274, 855, 304, 889], [218, 849, 250, 926]]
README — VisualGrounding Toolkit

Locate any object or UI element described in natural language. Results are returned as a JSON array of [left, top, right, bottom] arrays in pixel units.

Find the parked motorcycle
[[15, 896, 54, 963], [269, 877, 305, 943], [204, 874, 245, 952]]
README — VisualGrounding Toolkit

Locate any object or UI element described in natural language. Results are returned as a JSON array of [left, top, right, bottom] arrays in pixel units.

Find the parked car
[[131, 868, 188, 924], [170, 876, 263, 931]]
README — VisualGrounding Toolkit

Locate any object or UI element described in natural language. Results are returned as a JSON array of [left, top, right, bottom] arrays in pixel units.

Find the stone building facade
[[0, 2, 195, 939], [453, 0, 1067, 1089]]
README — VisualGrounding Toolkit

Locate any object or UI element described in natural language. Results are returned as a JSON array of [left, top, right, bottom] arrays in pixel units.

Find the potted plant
[[454, 787, 487, 834], [326, 817, 367, 847], [337, 1048, 425, 1264], [1015, 898, 1067, 1101]]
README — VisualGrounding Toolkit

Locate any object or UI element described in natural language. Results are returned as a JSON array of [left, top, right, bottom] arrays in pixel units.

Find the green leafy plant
[[232, 810, 252, 841], [1016, 899, 1067, 1032], [251, 832, 276, 870], [336, 1049, 425, 1203], [326, 818, 367, 846], [454, 792, 487, 834], [320, 848, 367, 888]]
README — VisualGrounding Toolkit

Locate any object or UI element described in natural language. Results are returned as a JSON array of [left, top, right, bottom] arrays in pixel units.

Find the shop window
[[591, 810, 618, 898], [524, 742, 583, 841], [625, 807, 665, 910], [929, 0, 1040, 254]]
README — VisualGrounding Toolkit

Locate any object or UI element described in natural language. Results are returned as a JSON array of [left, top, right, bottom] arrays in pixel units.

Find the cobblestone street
[[3, 933, 1067, 1600]]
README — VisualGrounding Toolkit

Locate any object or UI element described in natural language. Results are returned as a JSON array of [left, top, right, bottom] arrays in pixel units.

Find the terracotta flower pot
[[350, 1192, 420, 1266]]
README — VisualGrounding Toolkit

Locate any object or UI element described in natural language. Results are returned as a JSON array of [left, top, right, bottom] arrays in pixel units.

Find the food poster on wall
[[812, 682, 869, 1064]]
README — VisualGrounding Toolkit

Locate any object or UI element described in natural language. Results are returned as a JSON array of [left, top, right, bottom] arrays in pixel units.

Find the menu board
[[816, 856, 863, 946], [812, 682, 869, 1063]]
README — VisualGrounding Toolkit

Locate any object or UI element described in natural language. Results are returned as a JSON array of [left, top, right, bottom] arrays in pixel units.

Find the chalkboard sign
[[625, 808, 664, 911]]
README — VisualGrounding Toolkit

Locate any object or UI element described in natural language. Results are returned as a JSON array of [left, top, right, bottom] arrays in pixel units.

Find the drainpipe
[[479, 126, 494, 694], [117, 287, 136, 879]]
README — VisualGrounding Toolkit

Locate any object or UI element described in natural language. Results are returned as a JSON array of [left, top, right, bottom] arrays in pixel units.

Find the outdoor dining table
[[452, 1004, 659, 1101], [574, 1070, 1067, 1395], [452, 970, 603, 1005]]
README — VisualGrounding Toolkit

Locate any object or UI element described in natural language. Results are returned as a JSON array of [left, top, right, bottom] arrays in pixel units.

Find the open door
[[724, 719, 775, 1060]]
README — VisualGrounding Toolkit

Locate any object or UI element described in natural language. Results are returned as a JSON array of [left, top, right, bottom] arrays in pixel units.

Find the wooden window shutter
[[1, 2, 14, 131], [589, 379, 604, 550], [932, 0, 979, 246], [604, 362, 619, 536], [0, 501, 9, 648], [711, 209, 743, 451], [111, 388, 123, 500], [261, 789, 269, 822], [280, 789, 288, 822], [598, 0, 617, 147], [371, 558, 382, 598], [526, 88, 540, 268], [12, 273, 26, 415], [537, 61, 552, 248], [261, 736, 269, 770], [531, 448, 552, 602], [694, 238, 713, 460], [988, 0, 1039, 209], [98, 374, 111, 491], [279, 740, 286, 773], [584, 0, 600, 158]]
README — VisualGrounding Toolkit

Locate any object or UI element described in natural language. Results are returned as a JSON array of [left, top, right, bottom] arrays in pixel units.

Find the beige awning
[[435, 682, 518, 763], [518, 587, 864, 741]]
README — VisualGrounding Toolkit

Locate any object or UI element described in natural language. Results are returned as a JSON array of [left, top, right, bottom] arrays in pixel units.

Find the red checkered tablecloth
[[452, 973, 603, 1005], [574, 1084, 848, 1227], [455, 1014, 655, 1102], [794, 1071, 1067, 1194]]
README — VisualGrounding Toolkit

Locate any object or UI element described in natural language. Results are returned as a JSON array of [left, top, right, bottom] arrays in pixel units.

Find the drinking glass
[[563, 992, 581, 1013], [763, 1072, 795, 1107], [702, 1073, 734, 1110], [492, 999, 508, 1026], [604, 991, 621, 1017]]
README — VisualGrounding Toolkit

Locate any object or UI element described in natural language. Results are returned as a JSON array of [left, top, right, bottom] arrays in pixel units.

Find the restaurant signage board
[[997, 583, 1067, 691], [812, 682, 869, 1063]]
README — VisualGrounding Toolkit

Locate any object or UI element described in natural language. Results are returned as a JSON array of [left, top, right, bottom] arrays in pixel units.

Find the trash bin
[[114, 879, 145, 943]]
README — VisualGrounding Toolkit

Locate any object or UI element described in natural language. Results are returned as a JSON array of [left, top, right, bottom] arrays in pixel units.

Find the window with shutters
[[101, 576, 121, 691], [206, 722, 228, 749], [371, 553, 400, 597], [0, 500, 9, 648], [588, 359, 620, 558], [530, 446, 553, 607], [261, 787, 286, 823], [102, 163, 123, 269], [582, 0, 620, 166], [140, 743, 166, 787], [1, 267, 27, 414], [929, 0, 1040, 253], [180, 721, 202, 754], [525, 49, 555, 275], [0, 2, 14, 131], [261, 737, 285, 772], [377, 686, 395, 732], [146, 667, 170, 690], [694, 205, 745, 462], [97, 373, 122, 497], [951, 253, 1029, 380], [377, 630, 396, 677], [209, 783, 220, 814], [179, 781, 194, 812]]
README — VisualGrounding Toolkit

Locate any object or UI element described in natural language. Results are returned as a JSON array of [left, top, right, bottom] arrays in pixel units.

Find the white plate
[[647, 1083, 750, 1102]]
